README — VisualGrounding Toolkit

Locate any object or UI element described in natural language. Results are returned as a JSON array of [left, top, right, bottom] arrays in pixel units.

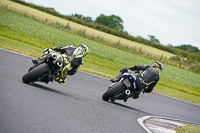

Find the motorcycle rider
[[32, 44, 89, 84], [110, 62, 163, 101]]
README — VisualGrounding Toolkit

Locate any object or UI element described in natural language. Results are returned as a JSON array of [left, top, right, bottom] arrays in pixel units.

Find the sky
[[23, 0, 200, 49]]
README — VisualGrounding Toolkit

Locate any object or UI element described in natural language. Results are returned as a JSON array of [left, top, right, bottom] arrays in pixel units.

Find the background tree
[[95, 14, 124, 31], [148, 35, 160, 44], [72, 13, 83, 19], [175, 44, 200, 53], [72, 14, 94, 22], [167, 44, 173, 47], [82, 16, 93, 22]]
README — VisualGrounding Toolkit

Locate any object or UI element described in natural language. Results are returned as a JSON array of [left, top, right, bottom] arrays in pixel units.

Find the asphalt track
[[0, 48, 199, 133]]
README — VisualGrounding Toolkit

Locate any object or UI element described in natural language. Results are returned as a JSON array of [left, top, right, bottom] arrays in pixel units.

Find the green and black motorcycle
[[22, 49, 71, 84]]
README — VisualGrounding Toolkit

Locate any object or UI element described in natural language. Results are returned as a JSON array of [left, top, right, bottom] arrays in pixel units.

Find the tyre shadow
[[28, 83, 77, 99], [108, 101, 148, 114]]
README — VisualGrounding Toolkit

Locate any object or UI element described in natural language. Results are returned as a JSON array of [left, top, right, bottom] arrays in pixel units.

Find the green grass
[[176, 125, 200, 133], [0, 0, 175, 58], [0, 7, 200, 105]]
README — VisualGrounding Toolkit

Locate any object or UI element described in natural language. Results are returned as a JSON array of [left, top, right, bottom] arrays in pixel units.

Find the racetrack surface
[[0, 48, 199, 133]]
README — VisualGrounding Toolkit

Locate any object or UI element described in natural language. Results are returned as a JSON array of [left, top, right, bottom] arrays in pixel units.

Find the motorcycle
[[102, 71, 139, 102], [22, 49, 71, 84]]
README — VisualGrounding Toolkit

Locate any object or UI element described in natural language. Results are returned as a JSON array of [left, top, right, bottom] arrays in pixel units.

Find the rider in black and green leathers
[[52, 44, 88, 84], [33, 44, 88, 84]]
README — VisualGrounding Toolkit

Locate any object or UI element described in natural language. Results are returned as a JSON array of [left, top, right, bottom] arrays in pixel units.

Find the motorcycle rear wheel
[[102, 82, 126, 101], [22, 63, 49, 84]]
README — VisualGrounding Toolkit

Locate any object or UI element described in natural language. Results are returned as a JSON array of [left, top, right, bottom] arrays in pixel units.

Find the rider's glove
[[128, 66, 136, 71], [43, 48, 49, 54], [52, 46, 61, 51]]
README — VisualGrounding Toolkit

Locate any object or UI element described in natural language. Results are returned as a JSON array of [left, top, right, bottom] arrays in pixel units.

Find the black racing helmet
[[152, 61, 163, 72]]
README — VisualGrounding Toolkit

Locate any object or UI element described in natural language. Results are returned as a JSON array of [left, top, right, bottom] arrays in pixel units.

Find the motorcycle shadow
[[28, 83, 75, 98], [108, 101, 148, 113]]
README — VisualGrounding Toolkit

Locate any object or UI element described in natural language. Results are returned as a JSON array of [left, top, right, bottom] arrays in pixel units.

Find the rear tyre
[[102, 82, 126, 101], [22, 63, 49, 84]]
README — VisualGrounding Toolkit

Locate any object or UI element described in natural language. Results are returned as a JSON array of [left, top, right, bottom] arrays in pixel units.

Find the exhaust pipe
[[52, 54, 57, 59], [57, 61, 62, 67], [125, 90, 131, 96]]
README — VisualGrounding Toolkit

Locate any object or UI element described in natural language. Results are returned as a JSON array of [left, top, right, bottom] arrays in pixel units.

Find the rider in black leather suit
[[110, 62, 163, 100]]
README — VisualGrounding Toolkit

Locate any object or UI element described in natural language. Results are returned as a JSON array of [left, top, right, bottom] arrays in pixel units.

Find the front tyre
[[22, 63, 49, 84], [102, 82, 126, 101]]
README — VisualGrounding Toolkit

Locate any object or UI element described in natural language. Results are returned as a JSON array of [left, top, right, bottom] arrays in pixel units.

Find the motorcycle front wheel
[[102, 82, 126, 101], [22, 63, 49, 84]]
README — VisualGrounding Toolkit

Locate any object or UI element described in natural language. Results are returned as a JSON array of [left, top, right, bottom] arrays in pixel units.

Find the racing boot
[[132, 91, 141, 99], [110, 71, 123, 83], [123, 95, 129, 102], [124, 91, 134, 102]]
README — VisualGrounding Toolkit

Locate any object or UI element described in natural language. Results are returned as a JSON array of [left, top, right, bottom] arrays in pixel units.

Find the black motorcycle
[[102, 71, 139, 102], [22, 49, 71, 84]]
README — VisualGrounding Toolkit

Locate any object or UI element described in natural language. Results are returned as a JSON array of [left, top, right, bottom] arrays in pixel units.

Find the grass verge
[[176, 125, 200, 133]]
